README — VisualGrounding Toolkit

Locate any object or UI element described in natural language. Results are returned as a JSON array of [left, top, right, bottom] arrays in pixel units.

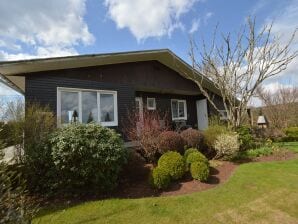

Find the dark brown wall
[[136, 92, 206, 128], [24, 60, 225, 137]]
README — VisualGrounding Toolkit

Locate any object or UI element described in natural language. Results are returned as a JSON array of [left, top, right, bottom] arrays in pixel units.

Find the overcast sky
[[0, 0, 297, 103]]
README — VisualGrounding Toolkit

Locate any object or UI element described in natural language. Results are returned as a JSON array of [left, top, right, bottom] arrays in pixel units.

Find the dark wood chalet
[[0, 49, 226, 138]]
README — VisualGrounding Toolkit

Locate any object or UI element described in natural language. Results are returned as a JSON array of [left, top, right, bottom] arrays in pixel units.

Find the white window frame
[[171, 99, 187, 120], [147, 97, 156, 110], [57, 87, 118, 127]]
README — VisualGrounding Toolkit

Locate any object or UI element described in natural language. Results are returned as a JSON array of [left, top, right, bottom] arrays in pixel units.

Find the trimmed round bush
[[180, 128, 203, 148], [190, 161, 209, 181], [150, 167, 171, 189], [158, 131, 184, 154], [184, 148, 199, 159], [50, 123, 127, 193], [186, 151, 209, 167], [158, 151, 185, 180]]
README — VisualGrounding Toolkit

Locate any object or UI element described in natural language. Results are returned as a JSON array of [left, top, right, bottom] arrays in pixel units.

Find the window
[[57, 87, 117, 126], [171, 99, 187, 120], [219, 110, 228, 120], [147, 98, 156, 110]]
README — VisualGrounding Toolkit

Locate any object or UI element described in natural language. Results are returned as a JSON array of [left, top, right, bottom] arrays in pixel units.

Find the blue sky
[[0, 0, 297, 101]]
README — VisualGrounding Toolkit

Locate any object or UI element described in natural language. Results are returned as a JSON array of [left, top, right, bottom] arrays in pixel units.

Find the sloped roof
[[0, 49, 218, 95]]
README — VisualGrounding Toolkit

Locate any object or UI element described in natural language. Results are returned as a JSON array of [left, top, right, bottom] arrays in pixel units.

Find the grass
[[275, 141, 298, 153], [34, 142, 298, 224]]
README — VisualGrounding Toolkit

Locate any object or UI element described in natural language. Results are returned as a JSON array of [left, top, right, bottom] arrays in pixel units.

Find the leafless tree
[[257, 85, 298, 128], [186, 17, 297, 128]]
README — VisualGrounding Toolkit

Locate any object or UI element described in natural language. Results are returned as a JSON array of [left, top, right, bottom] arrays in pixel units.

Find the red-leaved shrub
[[180, 128, 203, 148], [158, 131, 185, 154], [123, 109, 170, 162]]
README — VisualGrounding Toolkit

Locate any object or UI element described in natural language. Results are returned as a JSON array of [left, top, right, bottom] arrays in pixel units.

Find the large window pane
[[61, 91, 79, 124], [100, 94, 114, 122], [82, 91, 98, 123], [172, 100, 178, 118], [178, 101, 185, 117]]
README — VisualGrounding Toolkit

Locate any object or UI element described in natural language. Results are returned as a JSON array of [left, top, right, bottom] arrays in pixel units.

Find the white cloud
[[189, 18, 200, 34], [0, 0, 94, 60], [104, 0, 198, 41], [204, 12, 213, 25]]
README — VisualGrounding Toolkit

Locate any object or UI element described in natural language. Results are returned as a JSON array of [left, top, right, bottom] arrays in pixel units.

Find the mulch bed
[[115, 149, 296, 199], [36, 149, 296, 208]]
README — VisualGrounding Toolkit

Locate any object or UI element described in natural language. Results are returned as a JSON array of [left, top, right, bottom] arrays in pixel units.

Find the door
[[196, 99, 208, 130], [135, 97, 143, 120], [135, 97, 143, 135]]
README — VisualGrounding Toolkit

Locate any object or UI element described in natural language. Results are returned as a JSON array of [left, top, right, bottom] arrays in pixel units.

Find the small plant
[[158, 151, 185, 180], [180, 128, 203, 148], [190, 161, 209, 181], [204, 125, 228, 149], [50, 123, 127, 193], [185, 151, 209, 167], [158, 131, 184, 154], [214, 133, 240, 160], [150, 167, 171, 189]]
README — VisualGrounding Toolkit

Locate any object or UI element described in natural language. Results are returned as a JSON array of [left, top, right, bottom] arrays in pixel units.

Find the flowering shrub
[[158, 131, 184, 154], [203, 125, 228, 149], [214, 133, 240, 160], [158, 151, 186, 180], [180, 128, 203, 148]]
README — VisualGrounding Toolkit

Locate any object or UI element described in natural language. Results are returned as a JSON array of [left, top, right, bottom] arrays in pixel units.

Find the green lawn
[[34, 143, 298, 224], [275, 141, 298, 153]]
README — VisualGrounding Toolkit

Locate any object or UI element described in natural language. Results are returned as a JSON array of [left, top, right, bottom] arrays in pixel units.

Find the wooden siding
[[24, 60, 225, 137]]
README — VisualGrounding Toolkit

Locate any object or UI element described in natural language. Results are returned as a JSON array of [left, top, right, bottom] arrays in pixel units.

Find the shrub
[[190, 161, 209, 181], [158, 131, 184, 154], [185, 151, 209, 168], [158, 151, 185, 180], [50, 123, 127, 193], [150, 167, 171, 189], [184, 148, 199, 159], [236, 126, 255, 150], [22, 103, 57, 193], [214, 133, 240, 160], [204, 125, 228, 149], [253, 127, 285, 142], [180, 128, 203, 148], [123, 109, 170, 162], [283, 127, 298, 141], [0, 148, 38, 223]]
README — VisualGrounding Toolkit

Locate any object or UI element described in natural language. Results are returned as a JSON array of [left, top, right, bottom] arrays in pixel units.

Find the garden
[[0, 103, 298, 223]]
